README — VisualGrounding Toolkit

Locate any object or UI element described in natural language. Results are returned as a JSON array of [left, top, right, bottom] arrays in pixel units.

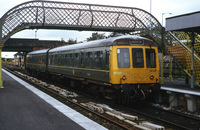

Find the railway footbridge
[[0, 1, 163, 87], [0, 1, 200, 89]]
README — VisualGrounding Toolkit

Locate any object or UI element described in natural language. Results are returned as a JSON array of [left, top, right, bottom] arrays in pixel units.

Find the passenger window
[[132, 48, 144, 68], [117, 48, 130, 68], [74, 53, 79, 67], [95, 51, 103, 69], [54, 55, 57, 65], [106, 51, 110, 69], [80, 52, 84, 66], [69, 54, 73, 66], [146, 49, 156, 68], [86, 52, 93, 68]]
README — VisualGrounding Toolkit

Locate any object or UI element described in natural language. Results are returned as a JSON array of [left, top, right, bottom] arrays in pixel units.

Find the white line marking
[[3, 69, 107, 130], [161, 86, 200, 96]]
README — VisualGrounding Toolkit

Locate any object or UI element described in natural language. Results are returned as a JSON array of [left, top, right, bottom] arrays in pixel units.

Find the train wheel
[[126, 92, 131, 104], [121, 91, 127, 105]]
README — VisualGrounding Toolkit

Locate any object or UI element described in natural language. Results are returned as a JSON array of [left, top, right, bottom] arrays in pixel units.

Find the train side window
[[74, 53, 79, 67], [106, 51, 110, 69], [132, 48, 144, 68], [146, 49, 156, 68], [48, 55, 50, 65], [80, 52, 84, 67], [117, 48, 130, 68], [69, 54, 73, 66], [95, 51, 103, 69], [86, 52, 92, 68], [54, 55, 57, 65], [42, 55, 45, 64], [58, 54, 62, 66], [51, 55, 53, 65], [64, 54, 67, 66]]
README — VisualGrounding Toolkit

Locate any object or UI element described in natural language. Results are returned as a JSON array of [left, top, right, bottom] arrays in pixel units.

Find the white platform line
[[161, 86, 200, 96], [3, 69, 107, 130]]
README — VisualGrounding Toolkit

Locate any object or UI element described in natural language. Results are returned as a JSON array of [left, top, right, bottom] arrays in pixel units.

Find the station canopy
[[166, 11, 200, 33]]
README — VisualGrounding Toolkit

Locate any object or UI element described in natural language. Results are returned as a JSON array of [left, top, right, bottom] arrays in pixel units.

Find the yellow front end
[[109, 45, 159, 85]]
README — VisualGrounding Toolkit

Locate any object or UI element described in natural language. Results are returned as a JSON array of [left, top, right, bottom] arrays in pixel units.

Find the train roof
[[49, 35, 154, 53], [27, 49, 49, 55]]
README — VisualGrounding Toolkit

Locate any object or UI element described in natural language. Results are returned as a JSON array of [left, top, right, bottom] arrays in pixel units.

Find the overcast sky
[[0, 0, 200, 57]]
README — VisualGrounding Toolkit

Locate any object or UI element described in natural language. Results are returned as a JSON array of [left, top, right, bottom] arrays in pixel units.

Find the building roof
[[166, 11, 200, 32]]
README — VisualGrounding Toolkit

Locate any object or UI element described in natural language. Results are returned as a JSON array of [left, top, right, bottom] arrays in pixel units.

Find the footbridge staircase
[[166, 31, 200, 86]]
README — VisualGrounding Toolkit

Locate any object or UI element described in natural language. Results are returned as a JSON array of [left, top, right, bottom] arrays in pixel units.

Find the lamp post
[[150, 0, 152, 14], [35, 30, 37, 39]]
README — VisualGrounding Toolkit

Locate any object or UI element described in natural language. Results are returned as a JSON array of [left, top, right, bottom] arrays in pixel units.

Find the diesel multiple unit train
[[26, 35, 160, 104]]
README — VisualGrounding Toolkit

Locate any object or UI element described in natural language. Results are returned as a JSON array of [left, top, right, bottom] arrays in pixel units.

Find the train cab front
[[109, 40, 160, 103]]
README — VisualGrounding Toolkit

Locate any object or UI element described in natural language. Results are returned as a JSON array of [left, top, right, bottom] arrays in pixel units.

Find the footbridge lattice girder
[[0, 1, 162, 45]]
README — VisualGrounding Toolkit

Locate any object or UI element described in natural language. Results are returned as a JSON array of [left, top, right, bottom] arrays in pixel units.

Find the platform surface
[[161, 77, 200, 96], [0, 69, 107, 130]]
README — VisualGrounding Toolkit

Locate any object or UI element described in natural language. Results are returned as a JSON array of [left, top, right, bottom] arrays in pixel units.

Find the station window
[[146, 49, 156, 68], [132, 48, 144, 68], [117, 48, 130, 68]]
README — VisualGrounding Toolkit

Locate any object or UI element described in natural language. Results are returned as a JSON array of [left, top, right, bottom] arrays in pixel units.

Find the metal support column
[[0, 44, 4, 88], [169, 55, 173, 82], [191, 32, 195, 88], [161, 51, 164, 84], [161, 27, 165, 84]]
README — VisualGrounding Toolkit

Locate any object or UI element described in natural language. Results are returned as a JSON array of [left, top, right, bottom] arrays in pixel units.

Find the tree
[[87, 32, 106, 41], [68, 38, 77, 44], [107, 32, 131, 38]]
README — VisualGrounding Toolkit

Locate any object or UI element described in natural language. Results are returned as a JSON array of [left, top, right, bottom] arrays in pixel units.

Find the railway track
[[118, 104, 200, 130], [3, 64, 200, 129]]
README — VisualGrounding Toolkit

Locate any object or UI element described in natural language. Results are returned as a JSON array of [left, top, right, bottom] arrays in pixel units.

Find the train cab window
[[132, 48, 144, 68], [146, 49, 156, 68], [117, 48, 130, 68]]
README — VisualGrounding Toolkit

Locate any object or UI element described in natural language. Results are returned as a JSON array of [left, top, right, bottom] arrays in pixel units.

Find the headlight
[[150, 75, 154, 80], [122, 75, 126, 80]]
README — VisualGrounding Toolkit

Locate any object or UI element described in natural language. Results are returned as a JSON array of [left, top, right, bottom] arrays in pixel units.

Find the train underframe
[[27, 69, 160, 104]]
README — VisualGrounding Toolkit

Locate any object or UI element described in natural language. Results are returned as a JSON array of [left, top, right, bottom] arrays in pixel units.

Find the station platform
[[161, 77, 200, 96], [0, 69, 107, 130]]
